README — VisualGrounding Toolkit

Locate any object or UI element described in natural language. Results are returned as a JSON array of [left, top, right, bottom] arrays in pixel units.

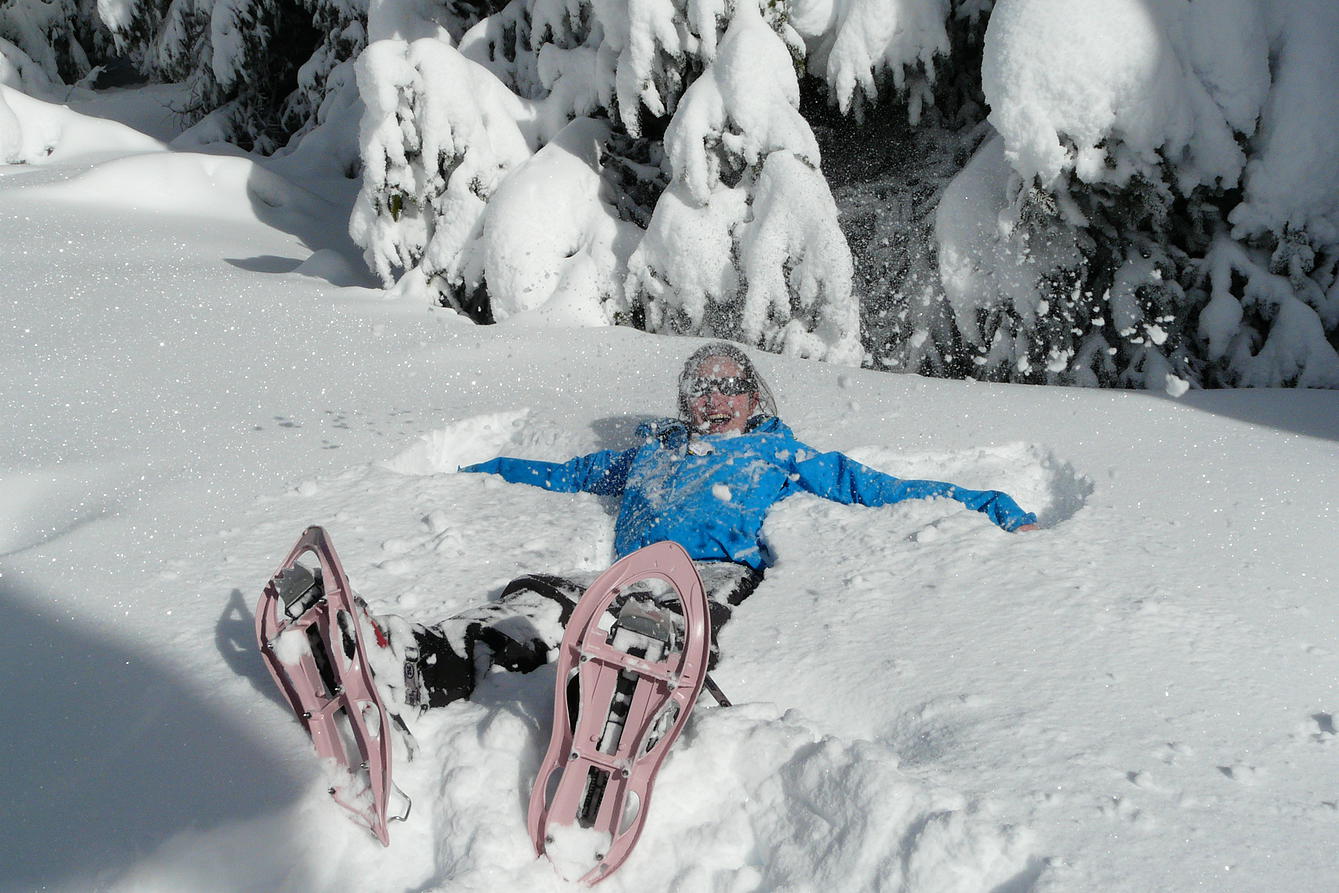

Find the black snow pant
[[408, 561, 763, 708]]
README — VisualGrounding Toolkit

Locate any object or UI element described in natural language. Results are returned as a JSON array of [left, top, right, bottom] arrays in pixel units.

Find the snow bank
[[117, 688, 1031, 892], [380, 410, 535, 475], [608, 704, 1033, 892], [1, 84, 164, 165], [32, 150, 331, 231], [465, 117, 641, 326]]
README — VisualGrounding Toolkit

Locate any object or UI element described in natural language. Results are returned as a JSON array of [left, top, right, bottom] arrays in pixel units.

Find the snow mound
[[33, 151, 325, 222], [294, 249, 373, 288], [102, 692, 1034, 891], [412, 695, 1034, 891], [379, 410, 535, 475], [616, 703, 1035, 891], [379, 410, 595, 477], [1, 84, 165, 166]]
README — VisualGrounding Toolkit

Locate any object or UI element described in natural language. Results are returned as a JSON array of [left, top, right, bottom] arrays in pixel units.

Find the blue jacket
[[461, 417, 1036, 571]]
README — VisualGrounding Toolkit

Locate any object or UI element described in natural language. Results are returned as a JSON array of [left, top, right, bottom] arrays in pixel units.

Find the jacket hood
[[676, 341, 779, 424]]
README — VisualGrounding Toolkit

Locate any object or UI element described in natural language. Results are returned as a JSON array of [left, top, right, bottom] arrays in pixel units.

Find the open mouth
[[707, 414, 733, 426]]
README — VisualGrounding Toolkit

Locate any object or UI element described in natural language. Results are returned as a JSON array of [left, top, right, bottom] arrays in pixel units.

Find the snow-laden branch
[[631, 3, 861, 364]]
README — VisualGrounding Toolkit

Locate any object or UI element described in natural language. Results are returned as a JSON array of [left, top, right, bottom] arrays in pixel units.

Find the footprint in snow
[[1099, 795, 1156, 829], [1125, 770, 1173, 795], [1217, 763, 1265, 784], [1300, 712, 1337, 744], [379, 557, 415, 575], [1153, 741, 1194, 765], [381, 536, 416, 555], [422, 510, 451, 534]]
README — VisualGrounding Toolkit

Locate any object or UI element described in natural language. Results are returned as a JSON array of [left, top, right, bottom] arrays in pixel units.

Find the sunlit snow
[[2, 83, 1338, 893]]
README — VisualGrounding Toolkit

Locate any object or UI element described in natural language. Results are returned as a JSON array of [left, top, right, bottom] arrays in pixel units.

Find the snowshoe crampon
[[527, 541, 711, 884], [255, 526, 400, 845]]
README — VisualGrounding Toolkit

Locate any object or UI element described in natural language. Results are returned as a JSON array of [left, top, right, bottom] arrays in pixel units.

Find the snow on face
[[685, 356, 760, 436]]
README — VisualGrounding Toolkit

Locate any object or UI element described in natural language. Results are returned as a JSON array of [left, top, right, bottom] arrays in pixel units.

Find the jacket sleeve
[[791, 450, 1037, 531], [459, 448, 636, 496]]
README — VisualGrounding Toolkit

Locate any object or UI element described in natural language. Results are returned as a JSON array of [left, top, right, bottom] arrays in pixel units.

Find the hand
[[1016, 523, 1038, 532]]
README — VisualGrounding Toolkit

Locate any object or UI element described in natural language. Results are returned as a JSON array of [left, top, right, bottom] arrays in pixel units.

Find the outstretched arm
[[460, 448, 636, 496], [792, 450, 1037, 531]]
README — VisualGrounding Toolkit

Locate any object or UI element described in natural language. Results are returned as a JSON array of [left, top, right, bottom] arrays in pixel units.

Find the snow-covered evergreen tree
[[628, 4, 860, 362], [102, 0, 376, 151], [1, 38, 55, 96], [349, 32, 536, 317], [6, 0, 1333, 387], [933, 0, 1339, 389], [351, 0, 861, 361], [799, 0, 994, 375], [793, 0, 991, 125], [0, 0, 109, 86]]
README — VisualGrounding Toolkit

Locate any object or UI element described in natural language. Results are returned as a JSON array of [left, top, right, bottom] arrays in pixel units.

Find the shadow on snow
[[0, 574, 303, 890]]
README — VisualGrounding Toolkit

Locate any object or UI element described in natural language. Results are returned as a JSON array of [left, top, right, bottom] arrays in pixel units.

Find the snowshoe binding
[[255, 526, 409, 844], [527, 541, 713, 884]]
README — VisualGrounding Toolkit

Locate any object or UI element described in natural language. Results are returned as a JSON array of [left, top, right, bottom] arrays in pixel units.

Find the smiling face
[[685, 356, 760, 435]]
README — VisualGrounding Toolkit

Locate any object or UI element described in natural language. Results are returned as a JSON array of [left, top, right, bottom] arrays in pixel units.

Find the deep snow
[[3, 87, 1339, 892]]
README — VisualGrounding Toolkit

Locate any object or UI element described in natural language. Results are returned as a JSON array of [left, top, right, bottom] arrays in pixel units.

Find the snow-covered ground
[[3, 87, 1338, 892]]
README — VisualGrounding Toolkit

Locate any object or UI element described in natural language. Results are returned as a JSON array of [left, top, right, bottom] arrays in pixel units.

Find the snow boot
[[353, 608, 476, 713]]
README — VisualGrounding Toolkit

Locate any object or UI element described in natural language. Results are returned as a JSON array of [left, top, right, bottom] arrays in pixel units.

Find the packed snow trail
[[3, 87, 1339, 892]]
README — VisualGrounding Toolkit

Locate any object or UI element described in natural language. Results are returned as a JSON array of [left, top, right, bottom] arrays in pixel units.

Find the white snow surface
[[4, 86, 1339, 893]]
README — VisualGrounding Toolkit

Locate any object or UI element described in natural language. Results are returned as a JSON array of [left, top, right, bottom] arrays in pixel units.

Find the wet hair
[[677, 341, 779, 424]]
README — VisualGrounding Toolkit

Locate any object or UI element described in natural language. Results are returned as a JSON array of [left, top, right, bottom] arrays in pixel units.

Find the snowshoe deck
[[255, 526, 398, 845], [527, 541, 711, 884]]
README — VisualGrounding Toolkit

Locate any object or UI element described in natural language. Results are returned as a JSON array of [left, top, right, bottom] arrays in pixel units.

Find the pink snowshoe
[[255, 526, 403, 845], [527, 541, 712, 884]]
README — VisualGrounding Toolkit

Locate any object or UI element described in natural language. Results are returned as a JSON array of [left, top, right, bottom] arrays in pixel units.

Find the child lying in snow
[[359, 341, 1037, 711]]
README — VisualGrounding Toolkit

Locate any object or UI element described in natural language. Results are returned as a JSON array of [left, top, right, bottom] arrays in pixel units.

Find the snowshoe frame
[[255, 526, 397, 845], [527, 540, 712, 884]]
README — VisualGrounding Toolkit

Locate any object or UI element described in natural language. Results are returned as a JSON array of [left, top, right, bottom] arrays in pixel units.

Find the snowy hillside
[[3, 88, 1339, 893]]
